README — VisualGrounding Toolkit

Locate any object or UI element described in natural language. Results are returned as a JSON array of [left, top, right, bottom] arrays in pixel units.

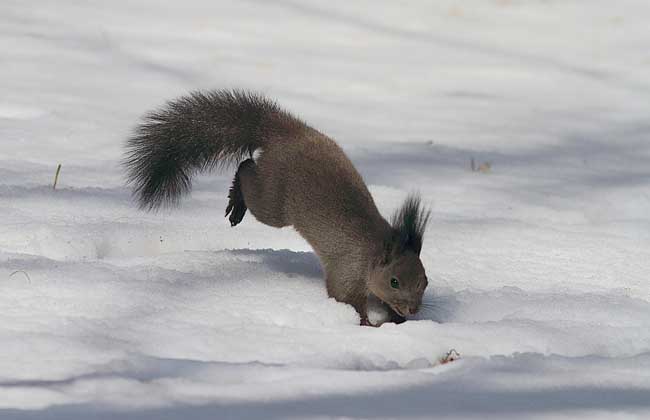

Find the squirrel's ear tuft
[[390, 193, 431, 255], [381, 233, 396, 265]]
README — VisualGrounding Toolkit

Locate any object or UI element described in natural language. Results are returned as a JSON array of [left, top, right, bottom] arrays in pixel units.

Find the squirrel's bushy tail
[[124, 89, 302, 210]]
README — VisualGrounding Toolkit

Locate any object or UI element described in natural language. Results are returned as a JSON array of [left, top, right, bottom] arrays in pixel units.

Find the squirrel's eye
[[390, 277, 400, 289]]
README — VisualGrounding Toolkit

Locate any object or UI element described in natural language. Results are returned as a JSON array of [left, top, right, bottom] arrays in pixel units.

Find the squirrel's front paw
[[360, 318, 378, 327]]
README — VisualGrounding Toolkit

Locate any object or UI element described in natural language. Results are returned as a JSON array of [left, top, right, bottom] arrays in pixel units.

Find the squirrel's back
[[254, 125, 388, 257]]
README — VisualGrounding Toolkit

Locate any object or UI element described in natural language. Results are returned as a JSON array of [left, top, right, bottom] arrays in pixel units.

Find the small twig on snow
[[53, 164, 62, 190]]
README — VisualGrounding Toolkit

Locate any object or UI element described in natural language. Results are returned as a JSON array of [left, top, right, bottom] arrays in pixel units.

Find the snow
[[1, 0, 650, 418]]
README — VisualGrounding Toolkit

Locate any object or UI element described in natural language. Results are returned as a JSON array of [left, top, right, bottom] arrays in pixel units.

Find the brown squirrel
[[124, 90, 430, 326]]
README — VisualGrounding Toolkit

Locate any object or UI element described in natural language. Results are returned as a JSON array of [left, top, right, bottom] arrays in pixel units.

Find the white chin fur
[[367, 293, 391, 326]]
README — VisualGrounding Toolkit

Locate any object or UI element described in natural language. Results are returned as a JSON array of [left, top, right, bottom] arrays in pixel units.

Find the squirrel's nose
[[407, 305, 418, 315]]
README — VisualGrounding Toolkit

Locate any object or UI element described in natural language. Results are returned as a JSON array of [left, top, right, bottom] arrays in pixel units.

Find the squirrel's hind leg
[[236, 158, 289, 228], [225, 160, 249, 226]]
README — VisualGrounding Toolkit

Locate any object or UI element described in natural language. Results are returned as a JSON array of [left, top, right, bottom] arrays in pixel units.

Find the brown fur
[[124, 90, 430, 325]]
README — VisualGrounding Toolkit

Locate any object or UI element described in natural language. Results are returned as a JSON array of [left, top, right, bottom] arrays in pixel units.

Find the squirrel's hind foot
[[225, 170, 248, 226]]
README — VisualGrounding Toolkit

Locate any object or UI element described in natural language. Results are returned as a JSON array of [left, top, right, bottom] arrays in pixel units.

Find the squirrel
[[124, 90, 431, 326]]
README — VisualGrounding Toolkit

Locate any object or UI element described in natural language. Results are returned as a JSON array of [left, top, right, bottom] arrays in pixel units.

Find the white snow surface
[[1, 1, 650, 419]]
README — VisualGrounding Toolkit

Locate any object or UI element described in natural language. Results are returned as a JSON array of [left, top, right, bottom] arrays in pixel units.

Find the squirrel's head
[[368, 194, 430, 318]]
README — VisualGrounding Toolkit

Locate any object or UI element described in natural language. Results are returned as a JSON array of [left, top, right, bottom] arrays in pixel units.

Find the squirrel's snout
[[407, 303, 420, 315], [396, 303, 418, 316]]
